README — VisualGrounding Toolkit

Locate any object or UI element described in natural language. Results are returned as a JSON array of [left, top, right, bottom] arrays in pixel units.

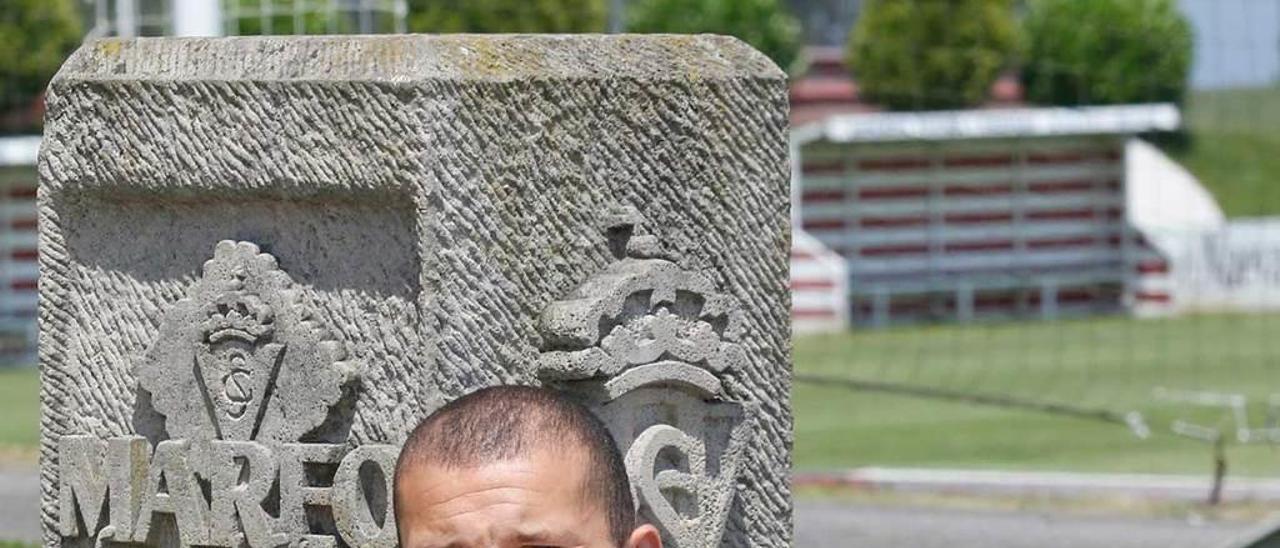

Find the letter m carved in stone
[[58, 436, 148, 541]]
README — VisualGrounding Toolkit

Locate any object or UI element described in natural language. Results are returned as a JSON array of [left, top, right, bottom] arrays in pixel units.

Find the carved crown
[[536, 207, 747, 400], [534, 208, 755, 548], [199, 285, 275, 345]]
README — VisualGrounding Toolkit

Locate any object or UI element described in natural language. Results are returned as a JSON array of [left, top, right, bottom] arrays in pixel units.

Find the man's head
[[393, 385, 662, 548]]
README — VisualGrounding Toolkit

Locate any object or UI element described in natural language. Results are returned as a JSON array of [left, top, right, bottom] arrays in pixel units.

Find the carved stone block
[[39, 36, 790, 547]]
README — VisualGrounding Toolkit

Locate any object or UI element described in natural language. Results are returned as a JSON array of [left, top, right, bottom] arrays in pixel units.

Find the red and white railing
[[0, 136, 40, 363], [792, 230, 849, 333]]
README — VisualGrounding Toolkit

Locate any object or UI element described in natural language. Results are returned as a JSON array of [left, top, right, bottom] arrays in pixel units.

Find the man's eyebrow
[[404, 535, 465, 548], [514, 529, 575, 545], [418, 540, 467, 548]]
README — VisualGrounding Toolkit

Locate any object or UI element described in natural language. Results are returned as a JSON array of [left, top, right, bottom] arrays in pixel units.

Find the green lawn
[[795, 313, 1280, 476], [4, 314, 1280, 477], [0, 367, 38, 452], [783, 89, 1280, 473], [1166, 86, 1280, 217]]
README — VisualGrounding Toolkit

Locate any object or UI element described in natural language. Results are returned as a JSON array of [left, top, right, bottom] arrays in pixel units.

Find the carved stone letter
[[332, 444, 398, 548], [279, 443, 348, 546], [208, 441, 287, 547], [59, 436, 149, 542], [131, 440, 211, 546], [58, 436, 108, 538]]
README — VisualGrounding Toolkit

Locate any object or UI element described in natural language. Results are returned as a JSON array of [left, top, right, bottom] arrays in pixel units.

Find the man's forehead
[[404, 435, 592, 475], [397, 445, 595, 509], [396, 450, 606, 547], [404, 503, 577, 548]]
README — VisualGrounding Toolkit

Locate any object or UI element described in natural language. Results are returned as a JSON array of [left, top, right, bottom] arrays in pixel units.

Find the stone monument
[[38, 35, 790, 547]]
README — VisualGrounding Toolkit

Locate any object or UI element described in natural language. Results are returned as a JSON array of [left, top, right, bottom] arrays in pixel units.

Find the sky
[[1180, 0, 1280, 89]]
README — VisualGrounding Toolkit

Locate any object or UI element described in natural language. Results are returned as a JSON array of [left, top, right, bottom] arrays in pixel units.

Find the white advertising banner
[[1149, 219, 1280, 311]]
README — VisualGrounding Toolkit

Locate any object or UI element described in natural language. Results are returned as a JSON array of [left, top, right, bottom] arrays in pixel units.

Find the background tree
[[0, 0, 82, 130], [847, 0, 1020, 111], [231, 0, 350, 36], [627, 0, 803, 72], [1022, 0, 1192, 106], [407, 0, 606, 33]]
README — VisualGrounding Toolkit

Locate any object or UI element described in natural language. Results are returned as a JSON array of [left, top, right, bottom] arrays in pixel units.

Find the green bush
[[407, 0, 606, 33], [627, 0, 803, 72], [232, 0, 352, 35], [847, 0, 1020, 111], [0, 0, 82, 115], [1023, 0, 1192, 106]]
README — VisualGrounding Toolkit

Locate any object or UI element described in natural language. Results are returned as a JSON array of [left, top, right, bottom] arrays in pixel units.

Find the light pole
[[609, 0, 625, 33], [172, 0, 224, 37]]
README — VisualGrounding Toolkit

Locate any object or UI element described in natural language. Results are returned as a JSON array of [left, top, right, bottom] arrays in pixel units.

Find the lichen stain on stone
[[366, 38, 412, 71], [449, 38, 552, 79], [97, 39, 124, 56], [96, 39, 125, 59], [467, 40, 501, 77], [668, 35, 708, 82]]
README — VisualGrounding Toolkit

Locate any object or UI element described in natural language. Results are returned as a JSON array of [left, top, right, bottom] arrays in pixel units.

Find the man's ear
[[624, 524, 662, 548]]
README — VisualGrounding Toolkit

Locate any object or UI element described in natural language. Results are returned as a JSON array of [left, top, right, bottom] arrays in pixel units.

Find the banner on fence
[[1149, 220, 1280, 311]]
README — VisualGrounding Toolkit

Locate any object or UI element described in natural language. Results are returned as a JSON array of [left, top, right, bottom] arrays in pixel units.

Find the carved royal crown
[[199, 282, 275, 346], [536, 207, 754, 548], [537, 207, 747, 397]]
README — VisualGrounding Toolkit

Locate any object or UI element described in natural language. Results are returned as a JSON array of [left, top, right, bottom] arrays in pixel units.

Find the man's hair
[[394, 385, 635, 545]]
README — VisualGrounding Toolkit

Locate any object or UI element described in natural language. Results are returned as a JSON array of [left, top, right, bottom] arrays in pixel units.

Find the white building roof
[[2, 105, 1181, 165], [794, 103, 1181, 145], [0, 136, 41, 167]]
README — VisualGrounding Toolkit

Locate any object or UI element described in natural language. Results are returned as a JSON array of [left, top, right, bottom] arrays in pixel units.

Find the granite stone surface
[[39, 35, 790, 547]]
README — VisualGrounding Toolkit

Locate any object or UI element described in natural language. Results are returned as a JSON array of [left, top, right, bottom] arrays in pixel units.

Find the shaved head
[[393, 385, 636, 546]]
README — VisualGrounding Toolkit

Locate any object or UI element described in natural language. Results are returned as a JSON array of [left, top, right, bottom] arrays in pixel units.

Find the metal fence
[[84, 0, 408, 38]]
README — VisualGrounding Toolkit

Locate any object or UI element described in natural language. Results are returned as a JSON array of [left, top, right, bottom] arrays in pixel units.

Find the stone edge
[[52, 34, 785, 86]]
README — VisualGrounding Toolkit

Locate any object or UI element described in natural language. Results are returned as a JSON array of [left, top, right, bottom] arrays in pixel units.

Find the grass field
[[1167, 86, 1280, 217], [0, 367, 38, 454], [795, 313, 1280, 476], [4, 314, 1280, 478], [781, 89, 1280, 473]]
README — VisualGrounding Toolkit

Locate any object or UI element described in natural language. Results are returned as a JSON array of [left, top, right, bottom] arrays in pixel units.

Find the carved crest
[[537, 208, 754, 548], [135, 241, 361, 444]]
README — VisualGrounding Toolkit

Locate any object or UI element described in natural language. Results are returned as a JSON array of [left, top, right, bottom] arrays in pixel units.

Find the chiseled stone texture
[[39, 35, 790, 546]]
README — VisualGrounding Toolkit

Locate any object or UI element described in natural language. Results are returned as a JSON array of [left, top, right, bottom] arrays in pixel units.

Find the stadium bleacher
[[792, 105, 1178, 326]]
